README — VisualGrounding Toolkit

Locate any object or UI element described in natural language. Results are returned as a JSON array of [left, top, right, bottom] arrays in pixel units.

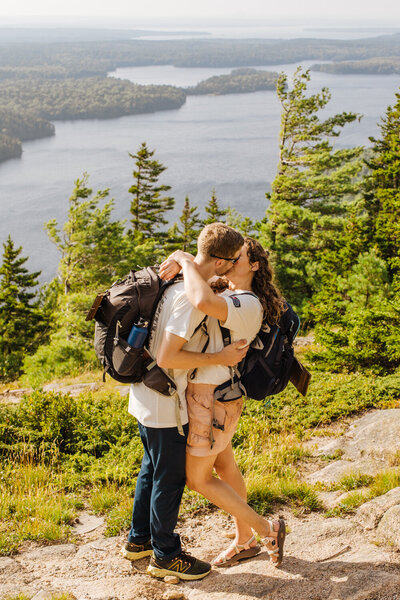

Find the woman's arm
[[159, 251, 228, 321], [161, 250, 228, 322]]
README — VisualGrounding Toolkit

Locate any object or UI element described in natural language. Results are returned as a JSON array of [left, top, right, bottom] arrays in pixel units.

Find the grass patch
[[331, 471, 375, 491], [325, 468, 400, 516], [326, 489, 370, 516]]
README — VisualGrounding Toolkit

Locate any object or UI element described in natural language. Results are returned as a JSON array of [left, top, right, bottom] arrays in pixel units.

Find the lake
[[0, 60, 399, 282]]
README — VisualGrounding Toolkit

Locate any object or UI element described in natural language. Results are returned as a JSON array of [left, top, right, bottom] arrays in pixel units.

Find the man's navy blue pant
[[128, 421, 189, 560]]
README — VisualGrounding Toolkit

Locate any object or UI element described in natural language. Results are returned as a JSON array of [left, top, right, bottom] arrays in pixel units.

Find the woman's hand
[[218, 340, 249, 366], [159, 250, 195, 280], [159, 259, 181, 281]]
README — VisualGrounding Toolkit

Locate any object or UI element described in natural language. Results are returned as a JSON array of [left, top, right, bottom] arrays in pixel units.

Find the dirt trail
[[1, 507, 400, 600]]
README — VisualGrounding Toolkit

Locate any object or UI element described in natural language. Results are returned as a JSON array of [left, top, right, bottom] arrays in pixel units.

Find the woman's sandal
[[262, 518, 286, 567], [212, 534, 261, 568]]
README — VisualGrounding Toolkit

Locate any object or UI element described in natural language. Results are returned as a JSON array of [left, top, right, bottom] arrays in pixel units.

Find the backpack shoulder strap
[[189, 317, 209, 381]]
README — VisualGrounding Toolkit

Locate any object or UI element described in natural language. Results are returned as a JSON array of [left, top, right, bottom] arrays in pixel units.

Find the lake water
[[1, 59, 399, 282]]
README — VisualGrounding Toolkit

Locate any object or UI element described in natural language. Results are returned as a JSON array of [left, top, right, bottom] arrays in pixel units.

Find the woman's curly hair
[[210, 237, 286, 324], [244, 237, 285, 324]]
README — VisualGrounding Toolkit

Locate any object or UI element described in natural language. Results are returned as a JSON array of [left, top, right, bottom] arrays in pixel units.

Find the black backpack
[[87, 267, 179, 384], [214, 295, 307, 402]]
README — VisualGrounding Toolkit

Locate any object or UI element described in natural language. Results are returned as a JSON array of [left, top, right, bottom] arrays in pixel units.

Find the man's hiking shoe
[[147, 550, 211, 581], [121, 539, 153, 560]]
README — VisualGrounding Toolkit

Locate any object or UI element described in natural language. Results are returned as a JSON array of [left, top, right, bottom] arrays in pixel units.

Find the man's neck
[[193, 257, 215, 281]]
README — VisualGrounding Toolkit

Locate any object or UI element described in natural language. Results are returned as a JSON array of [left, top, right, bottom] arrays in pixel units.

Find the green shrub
[[21, 336, 98, 387], [0, 390, 140, 460]]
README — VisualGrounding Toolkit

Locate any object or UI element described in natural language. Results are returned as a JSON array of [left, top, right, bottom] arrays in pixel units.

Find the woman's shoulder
[[221, 289, 262, 307]]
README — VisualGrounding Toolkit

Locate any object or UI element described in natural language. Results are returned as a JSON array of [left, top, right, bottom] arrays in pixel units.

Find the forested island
[[185, 68, 279, 95], [2, 30, 400, 163], [0, 78, 185, 163], [311, 56, 400, 74]]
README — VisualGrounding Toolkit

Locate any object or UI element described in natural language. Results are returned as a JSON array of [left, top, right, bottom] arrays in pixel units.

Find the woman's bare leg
[[214, 443, 254, 544], [186, 452, 278, 542]]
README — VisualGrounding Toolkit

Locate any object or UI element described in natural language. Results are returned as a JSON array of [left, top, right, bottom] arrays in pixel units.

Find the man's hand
[[218, 340, 249, 366]]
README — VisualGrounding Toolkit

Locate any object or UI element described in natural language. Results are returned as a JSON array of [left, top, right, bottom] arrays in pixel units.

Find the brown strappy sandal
[[262, 519, 286, 567]]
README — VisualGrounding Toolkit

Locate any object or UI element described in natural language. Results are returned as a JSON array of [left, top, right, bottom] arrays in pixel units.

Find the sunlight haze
[[1, 0, 399, 22]]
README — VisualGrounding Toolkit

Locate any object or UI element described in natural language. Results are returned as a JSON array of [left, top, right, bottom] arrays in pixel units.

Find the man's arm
[[160, 251, 228, 322], [157, 331, 247, 370]]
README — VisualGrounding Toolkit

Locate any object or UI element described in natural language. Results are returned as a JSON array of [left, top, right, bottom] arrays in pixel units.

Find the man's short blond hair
[[197, 222, 244, 259]]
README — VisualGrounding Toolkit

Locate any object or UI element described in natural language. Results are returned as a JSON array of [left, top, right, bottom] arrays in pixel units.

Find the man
[[122, 223, 246, 581]]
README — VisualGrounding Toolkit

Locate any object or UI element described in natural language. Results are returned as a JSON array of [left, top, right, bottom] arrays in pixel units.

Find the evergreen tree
[[202, 189, 228, 225], [23, 174, 158, 385], [178, 196, 201, 252], [364, 91, 400, 283], [0, 236, 44, 379], [310, 250, 400, 374], [259, 68, 364, 311], [129, 142, 175, 239], [226, 207, 255, 237], [46, 174, 130, 294]]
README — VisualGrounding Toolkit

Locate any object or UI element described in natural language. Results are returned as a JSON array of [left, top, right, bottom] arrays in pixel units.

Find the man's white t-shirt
[[192, 289, 263, 386], [128, 281, 205, 428]]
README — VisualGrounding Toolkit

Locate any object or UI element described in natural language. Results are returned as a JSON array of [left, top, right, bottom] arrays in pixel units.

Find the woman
[[159, 237, 286, 567]]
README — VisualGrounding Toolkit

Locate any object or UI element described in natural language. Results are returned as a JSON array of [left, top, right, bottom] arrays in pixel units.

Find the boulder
[[355, 486, 400, 530], [375, 504, 400, 550], [307, 409, 400, 485]]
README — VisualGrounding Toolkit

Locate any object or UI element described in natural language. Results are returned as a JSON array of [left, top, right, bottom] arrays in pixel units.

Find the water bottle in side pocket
[[127, 318, 148, 348]]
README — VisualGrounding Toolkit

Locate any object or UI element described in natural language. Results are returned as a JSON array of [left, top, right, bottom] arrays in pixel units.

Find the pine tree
[[23, 174, 159, 385], [0, 236, 44, 379], [226, 207, 255, 237], [259, 68, 364, 311], [178, 196, 201, 252], [202, 189, 228, 225], [364, 92, 400, 283], [129, 142, 175, 239], [46, 174, 155, 295]]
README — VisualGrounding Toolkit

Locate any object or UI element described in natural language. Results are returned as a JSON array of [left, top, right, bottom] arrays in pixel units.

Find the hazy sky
[[1, 0, 399, 22]]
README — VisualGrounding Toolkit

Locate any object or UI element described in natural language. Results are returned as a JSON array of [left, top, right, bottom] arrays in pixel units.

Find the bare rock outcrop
[[307, 409, 400, 485], [355, 486, 400, 530]]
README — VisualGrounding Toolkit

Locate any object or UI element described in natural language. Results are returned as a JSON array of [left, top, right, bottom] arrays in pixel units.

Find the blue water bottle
[[127, 318, 148, 348]]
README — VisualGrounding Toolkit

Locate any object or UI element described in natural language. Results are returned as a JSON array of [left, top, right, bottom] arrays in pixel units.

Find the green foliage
[[0, 236, 46, 381], [46, 174, 143, 294], [259, 68, 364, 312], [310, 250, 400, 374], [364, 90, 400, 280], [176, 196, 202, 253], [129, 142, 175, 239], [202, 189, 228, 225], [245, 371, 400, 436], [333, 472, 374, 491], [326, 468, 400, 516], [23, 174, 159, 385], [0, 390, 139, 460], [226, 207, 256, 236]]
